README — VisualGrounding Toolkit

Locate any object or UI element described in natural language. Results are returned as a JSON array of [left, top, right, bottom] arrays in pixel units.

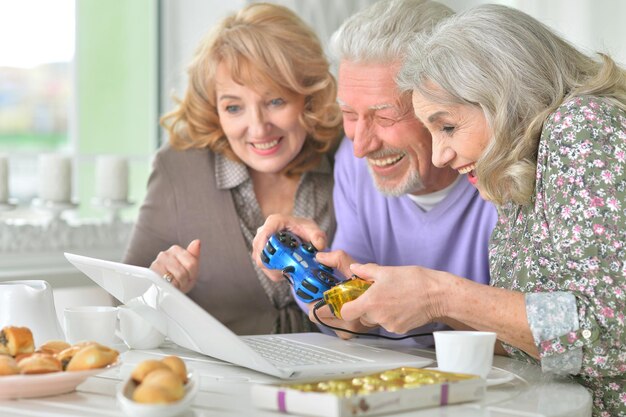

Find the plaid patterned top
[[215, 153, 335, 333]]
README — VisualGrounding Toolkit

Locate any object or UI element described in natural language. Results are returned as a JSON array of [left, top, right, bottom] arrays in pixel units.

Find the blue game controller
[[260, 230, 346, 302]]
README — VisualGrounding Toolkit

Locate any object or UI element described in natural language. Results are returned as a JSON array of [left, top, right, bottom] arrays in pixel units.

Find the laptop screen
[[63, 253, 280, 375]]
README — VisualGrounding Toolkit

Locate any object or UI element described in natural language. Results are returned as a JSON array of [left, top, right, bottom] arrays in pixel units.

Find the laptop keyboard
[[243, 336, 364, 367]]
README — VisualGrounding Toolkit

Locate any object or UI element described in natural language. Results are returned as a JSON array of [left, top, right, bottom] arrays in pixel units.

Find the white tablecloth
[[0, 341, 592, 417]]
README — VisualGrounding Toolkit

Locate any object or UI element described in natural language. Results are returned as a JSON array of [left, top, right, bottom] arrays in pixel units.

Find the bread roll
[[14, 351, 36, 363], [0, 355, 20, 376], [161, 355, 188, 383], [56, 345, 84, 370], [142, 369, 184, 400], [18, 353, 62, 374], [66, 344, 119, 371], [38, 340, 71, 355], [132, 384, 179, 404], [56, 341, 97, 361], [130, 360, 170, 383], [0, 326, 35, 357]]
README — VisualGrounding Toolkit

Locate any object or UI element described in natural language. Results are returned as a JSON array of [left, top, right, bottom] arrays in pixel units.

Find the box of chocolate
[[251, 367, 485, 417]]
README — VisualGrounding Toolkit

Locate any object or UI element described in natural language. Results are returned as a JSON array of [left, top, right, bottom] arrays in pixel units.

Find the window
[[0, 0, 74, 201], [0, 0, 157, 219]]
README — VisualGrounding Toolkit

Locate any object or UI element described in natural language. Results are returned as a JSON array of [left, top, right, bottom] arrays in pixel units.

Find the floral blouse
[[489, 96, 626, 416]]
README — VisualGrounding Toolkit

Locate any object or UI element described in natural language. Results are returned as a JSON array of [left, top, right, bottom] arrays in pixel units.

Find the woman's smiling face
[[215, 63, 307, 175], [411, 84, 491, 191]]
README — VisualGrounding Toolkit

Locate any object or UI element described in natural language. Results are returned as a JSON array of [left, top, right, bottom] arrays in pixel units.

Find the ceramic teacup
[[64, 306, 119, 345], [434, 330, 497, 378], [118, 304, 165, 349]]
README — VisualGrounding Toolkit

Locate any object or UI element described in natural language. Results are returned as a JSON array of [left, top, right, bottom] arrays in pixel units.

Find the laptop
[[64, 253, 432, 380]]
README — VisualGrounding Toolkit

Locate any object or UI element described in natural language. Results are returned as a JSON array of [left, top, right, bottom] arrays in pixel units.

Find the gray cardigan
[[124, 144, 282, 335]]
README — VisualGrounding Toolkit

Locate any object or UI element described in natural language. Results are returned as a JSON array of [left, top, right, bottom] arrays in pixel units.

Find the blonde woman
[[124, 3, 342, 335]]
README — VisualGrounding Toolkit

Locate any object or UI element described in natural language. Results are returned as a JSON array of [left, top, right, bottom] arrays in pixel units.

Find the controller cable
[[312, 300, 433, 340]]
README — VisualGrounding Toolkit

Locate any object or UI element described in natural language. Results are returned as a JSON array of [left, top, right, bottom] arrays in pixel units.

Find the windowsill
[[0, 210, 133, 287]]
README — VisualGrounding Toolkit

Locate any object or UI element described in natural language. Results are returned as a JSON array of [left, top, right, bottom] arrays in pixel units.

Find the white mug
[[118, 305, 165, 349], [433, 330, 497, 378], [64, 306, 119, 345]]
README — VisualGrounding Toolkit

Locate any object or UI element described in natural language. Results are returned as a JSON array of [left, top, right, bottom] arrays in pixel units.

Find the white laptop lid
[[64, 253, 432, 379]]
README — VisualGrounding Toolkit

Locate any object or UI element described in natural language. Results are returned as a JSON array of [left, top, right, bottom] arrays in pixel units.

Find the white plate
[[0, 362, 120, 400], [117, 370, 198, 417], [426, 367, 515, 386], [484, 367, 516, 386]]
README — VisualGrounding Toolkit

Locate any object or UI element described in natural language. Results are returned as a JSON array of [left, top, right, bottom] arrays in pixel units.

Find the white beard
[[366, 163, 425, 197]]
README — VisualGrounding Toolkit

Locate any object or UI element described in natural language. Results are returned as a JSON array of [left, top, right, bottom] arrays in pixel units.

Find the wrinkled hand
[[251, 214, 327, 282], [308, 302, 374, 340], [308, 249, 374, 339], [339, 263, 450, 335], [150, 239, 201, 293], [315, 250, 356, 280]]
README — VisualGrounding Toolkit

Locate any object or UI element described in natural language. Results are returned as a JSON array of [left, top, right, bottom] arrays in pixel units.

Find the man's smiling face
[[337, 60, 457, 196]]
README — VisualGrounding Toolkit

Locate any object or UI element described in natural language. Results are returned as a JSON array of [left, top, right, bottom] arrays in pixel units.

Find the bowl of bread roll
[[117, 355, 198, 417], [0, 325, 120, 400]]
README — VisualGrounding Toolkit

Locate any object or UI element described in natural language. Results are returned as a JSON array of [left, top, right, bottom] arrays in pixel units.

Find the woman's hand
[[150, 239, 201, 293], [251, 214, 328, 282], [341, 264, 537, 357], [339, 263, 450, 334]]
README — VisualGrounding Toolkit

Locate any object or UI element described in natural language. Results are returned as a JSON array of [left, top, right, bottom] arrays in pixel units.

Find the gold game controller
[[323, 277, 371, 319]]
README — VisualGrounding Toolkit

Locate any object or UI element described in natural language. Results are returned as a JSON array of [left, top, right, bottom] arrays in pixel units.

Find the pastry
[[56, 344, 85, 370], [38, 340, 71, 355], [17, 353, 62, 374], [141, 369, 185, 400], [0, 326, 35, 357], [57, 342, 109, 370], [66, 344, 119, 371], [132, 383, 179, 404], [161, 355, 188, 383], [129, 357, 189, 404], [14, 352, 35, 363], [130, 359, 170, 383], [0, 355, 20, 376]]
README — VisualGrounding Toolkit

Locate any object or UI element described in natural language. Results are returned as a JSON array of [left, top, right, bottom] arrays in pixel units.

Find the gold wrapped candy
[[286, 368, 476, 398]]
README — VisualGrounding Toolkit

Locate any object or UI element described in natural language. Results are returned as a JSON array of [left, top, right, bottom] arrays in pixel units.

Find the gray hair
[[398, 4, 626, 206], [329, 0, 453, 65]]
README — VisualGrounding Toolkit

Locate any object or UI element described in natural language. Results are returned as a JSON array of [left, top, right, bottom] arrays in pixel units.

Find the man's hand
[[315, 250, 356, 280], [252, 214, 327, 282], [306, 249, 375, 339]]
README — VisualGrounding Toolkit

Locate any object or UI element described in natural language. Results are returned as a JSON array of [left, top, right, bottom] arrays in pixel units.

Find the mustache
[[366, 147, 407, 159]]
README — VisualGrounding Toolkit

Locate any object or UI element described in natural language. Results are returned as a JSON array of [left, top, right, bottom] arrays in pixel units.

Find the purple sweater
[[332, 138, 497, 282], [312, 138, 498, 343]]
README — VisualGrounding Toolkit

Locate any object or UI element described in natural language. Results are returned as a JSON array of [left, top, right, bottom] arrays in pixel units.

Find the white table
[[0, 340, 592, 417]]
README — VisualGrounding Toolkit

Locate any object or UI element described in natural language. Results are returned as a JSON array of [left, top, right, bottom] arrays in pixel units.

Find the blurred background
[[1, 0, 623, 217], [0, 0, 623, 303]]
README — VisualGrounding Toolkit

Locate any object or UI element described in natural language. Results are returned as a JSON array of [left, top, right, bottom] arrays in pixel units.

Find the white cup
[[64, 306, 119, 345], [118, 305, 165, 349], [434, 330, 497, 378]]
